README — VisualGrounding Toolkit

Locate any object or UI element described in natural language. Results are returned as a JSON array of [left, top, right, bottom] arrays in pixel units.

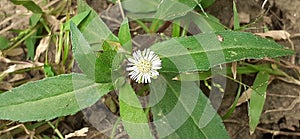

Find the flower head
[[126, 48, 162, 83]]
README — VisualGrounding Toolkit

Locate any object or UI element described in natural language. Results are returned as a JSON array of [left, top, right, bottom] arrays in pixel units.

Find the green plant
[[0, 0, 294, 138]]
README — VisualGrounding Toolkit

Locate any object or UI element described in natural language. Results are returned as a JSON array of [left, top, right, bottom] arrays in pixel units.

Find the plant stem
[[55, 23, 64, 64], [47, 121, 64, 139], [135, 19, 150, 33], [149, 19, 160, 33], [4, 27, 37, 54], [172, 20, 181, 37], [222, 80, 242, 120]]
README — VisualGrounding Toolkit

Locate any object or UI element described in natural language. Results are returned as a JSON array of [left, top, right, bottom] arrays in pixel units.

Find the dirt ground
[[0, 0, 300, 139]]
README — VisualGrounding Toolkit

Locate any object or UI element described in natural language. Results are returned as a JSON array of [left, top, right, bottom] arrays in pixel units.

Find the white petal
[[126, 48, 162, 83], [128, 58, 137, 64]]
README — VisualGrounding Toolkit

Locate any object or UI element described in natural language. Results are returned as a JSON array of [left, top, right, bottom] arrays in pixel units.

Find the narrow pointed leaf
[[118, 18, 132, 52], [233, 1, 240, 30], [150, 31, 294, 73], [0, 73, 112, 122], [95, 50, 117, 83], [63, 10, 91, 31], [151, 73, 229, 138], [0, 36, 10, 50], [11, 0, 43, 13], [70, 22, 96, 80], [119, 83, 153, 138], [122, 0, 160, 13], [77, 0, 118, 51], [249, 71, 269, 134], [155, 0, 197, 20]]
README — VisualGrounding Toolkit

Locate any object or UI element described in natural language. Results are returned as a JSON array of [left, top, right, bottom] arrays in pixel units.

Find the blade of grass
[[55, 23, 64, 64], [222, 80, 242, 119], [134, 19, 150, 33], [249, 71, 270, 134], [233, 1, 240, 30], [11, 0, 43, 13], [172, 19, 181, 37], [181, 20, 189, 36], [118, 18, 132, 52], [4, 26, 39, 54], [63, 30, 70, 65]]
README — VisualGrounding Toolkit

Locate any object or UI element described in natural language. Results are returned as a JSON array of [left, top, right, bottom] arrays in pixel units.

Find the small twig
[[276, 76, 300, 86], [291, 33, 300, 38], [256, 126, 300, 136], [43, 0, 61, 9], [115, 131, 128, 139], [0, 16, 30, 34], [100, 15, 122, 24], [261, 0, 269, 9], [225, 119, 300, 137], [267, 93, 297, 98], [287, 36, 295, 64], [47, 121, 64, 139], [264, 90, 300, 114], [264, 58, 300, 76], [117, 0, 125, 20], [0, 124, 30, 135]]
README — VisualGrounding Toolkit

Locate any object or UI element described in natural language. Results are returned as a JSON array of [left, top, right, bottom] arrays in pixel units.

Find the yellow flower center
[[137, 60, 152, 73]]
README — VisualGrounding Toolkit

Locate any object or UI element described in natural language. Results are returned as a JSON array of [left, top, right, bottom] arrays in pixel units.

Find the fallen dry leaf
[[0, 81, 12, 90], [34, 36, 50, 61], [236, 88, 252, 106], [45, 15, 60, 32], [5, 48, 24, 57], [8, 74, 26, 82], [65, 127, 89, 139], [255, 30, 291, 40], [231, 62, 237, 80], [0, 62, 43, 80]]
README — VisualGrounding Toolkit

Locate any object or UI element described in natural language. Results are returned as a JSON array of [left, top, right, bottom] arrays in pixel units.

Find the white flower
[[126, 48, 162, 83]]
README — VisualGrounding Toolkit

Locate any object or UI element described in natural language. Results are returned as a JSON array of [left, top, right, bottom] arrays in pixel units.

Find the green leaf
[[188, 12, 226, 32], [151, 73, 229, 138], [118, 18, 132, 52], [30, 13, 42, 26], [233, 1, 240, 30], [125, 0, 199, 21], [122, 0, 160, 13], [174, 63, 284, 81], [119, 82, 153, 138], [0, 73, 112, 122], [0, 36, 10, 50], [77, 0, 118, 51], [249, 71, 269, 134], [95, 50, 117, 83], [172, 19, 181, 37], [63, 10, 91, 31], [200, 0, 216, 8], [77, 0, 92, 13], [150, 31, 294, 73], [44, 65, 55, 77], [70, 22, 97, 80], [25, 32, 37, 60], [155, 0, 197, 20], [11, 0, 43, 13]]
